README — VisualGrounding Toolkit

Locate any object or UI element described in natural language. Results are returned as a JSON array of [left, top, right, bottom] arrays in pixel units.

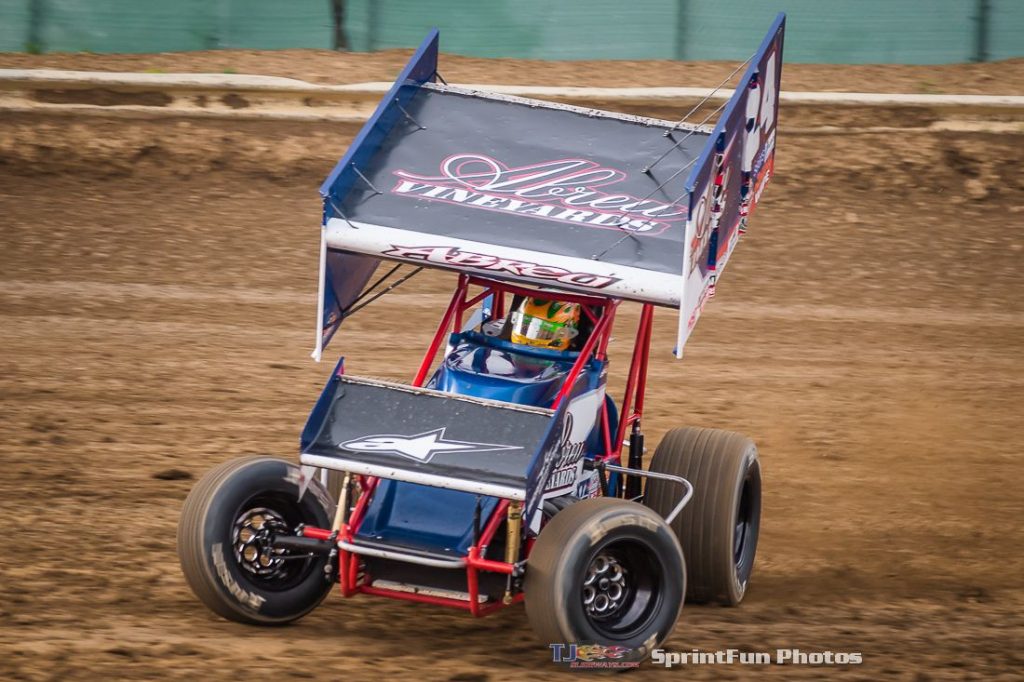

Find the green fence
[[0, 0, 333, 54], [1, 0, 1022, 64]]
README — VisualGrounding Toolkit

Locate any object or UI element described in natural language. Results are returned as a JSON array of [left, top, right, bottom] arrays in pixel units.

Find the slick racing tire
[[524, 498, 685, 663], [645, 427, 761, 606], [177, 456, 336, 625]]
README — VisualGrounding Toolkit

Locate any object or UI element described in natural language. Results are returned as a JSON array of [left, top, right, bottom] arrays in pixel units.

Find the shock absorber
[[503, 501, 523, 604], [625, 420, 645, 499]]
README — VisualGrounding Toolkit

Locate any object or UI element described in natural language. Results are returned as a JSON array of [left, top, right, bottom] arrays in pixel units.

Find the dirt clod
[[152, 468, 194, 481]]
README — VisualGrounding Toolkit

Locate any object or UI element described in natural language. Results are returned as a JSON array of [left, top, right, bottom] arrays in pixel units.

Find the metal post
[[674, 0, 688, 61], [331, 0, 349, 51], [215, 0, 230, 49], [27, 0, 45, 54], [974, 0, 991, 63], [367, 0, 380, 52]]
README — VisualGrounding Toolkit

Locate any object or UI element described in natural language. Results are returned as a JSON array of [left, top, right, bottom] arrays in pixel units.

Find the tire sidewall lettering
[[198, 459, 331, 621], [556, 509, 684, 648]]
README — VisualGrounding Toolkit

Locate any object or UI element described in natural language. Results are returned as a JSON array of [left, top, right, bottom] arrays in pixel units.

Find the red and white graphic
[[383, 244, 622, 289], [740, 50, 778, 232]]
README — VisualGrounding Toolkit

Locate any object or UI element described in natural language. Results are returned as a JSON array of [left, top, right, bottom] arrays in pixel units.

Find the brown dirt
[[1, 48, 1023, 95], [1, 56, 1023, 681]]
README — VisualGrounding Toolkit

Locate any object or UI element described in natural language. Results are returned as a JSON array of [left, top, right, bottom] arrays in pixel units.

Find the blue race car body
[[344, 330, 614, 557]]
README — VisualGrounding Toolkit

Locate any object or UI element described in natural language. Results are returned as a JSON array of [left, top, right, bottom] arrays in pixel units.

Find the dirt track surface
[[2, 55, 1024, 680], [1, 48, 1023, 95]]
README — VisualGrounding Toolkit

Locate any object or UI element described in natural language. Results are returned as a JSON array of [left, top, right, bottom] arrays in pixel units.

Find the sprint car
[[177, 14, 785, 662]]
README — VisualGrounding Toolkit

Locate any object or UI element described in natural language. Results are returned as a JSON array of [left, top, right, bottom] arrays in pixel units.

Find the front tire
[[645, 427, 761, 606], [524, 498, 685, 663], [177, 456, 336, 625]]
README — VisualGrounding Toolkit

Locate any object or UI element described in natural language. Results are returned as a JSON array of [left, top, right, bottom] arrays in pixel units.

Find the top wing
[[323, 82, 708, 305], [314, 16, 785, 360]]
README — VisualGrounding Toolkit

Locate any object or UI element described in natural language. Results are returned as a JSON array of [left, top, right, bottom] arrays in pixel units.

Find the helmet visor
[[510, 311, 578, 343]]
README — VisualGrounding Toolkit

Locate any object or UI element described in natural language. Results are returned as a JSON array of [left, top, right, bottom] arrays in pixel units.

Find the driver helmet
[[509, 297, 580, 351]]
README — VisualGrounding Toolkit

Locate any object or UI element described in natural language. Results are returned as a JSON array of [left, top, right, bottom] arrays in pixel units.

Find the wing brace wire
[[644, 52, 755, 175], [341, 265, 424, 320], [591, 55, 753, 262]]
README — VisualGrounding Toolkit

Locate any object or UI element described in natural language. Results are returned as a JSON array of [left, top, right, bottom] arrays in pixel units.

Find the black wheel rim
[[733, 466, 761, 584], [580, 539, 664, 640], [230, 491, 319, 591]]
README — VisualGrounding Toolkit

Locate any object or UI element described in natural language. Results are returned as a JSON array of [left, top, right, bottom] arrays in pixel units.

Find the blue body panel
[[356, 479, 503, 555], [429, 333, 580, 406]]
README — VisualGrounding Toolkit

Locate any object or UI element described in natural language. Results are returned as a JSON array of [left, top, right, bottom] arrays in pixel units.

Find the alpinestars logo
[[340, 428, 522, 463]]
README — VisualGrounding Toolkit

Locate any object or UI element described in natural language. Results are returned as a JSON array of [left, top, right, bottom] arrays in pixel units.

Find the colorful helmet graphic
[[509, 297, 580, 351]]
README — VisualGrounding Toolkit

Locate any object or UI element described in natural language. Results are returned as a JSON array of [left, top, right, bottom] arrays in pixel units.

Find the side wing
[[677, 13, 785, 357], [312, 30, 440, 361]]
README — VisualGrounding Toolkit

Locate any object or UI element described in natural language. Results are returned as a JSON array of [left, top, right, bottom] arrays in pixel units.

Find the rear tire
[[645, 427, 761, 606], [177, 456, 336, 625], [524, 498, 685, 663]]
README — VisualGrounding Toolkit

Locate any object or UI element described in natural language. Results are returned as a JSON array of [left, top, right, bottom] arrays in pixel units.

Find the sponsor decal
[[686, 280, 713, 332], [740, 49, 778, 233], [550, 644, 638, 669], [392, 154, 687, 235], [689, 134, 735, 277], [688, 44, 778, 273], [339, 427, 521, 463], [749, 131, 776, 218], [543, 412, 588, 493], [575, 469, 600, 499], [753, 153, 774, 205], [383, 244, 620, 289], [542, 389, 604, 498]]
